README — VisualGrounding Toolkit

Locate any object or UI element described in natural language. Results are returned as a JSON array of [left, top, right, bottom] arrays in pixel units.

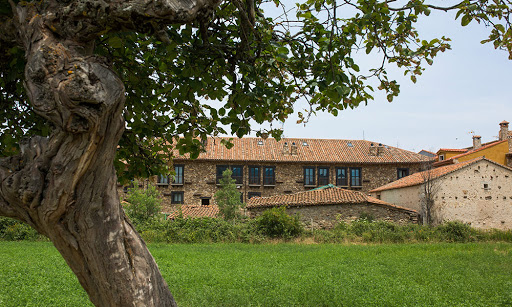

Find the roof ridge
[[446, 139, 507, 161], [370, 157, 486, 193]]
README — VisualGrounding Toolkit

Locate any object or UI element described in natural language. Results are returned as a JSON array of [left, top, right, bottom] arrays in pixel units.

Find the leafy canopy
[[0, 0, 510, 181]]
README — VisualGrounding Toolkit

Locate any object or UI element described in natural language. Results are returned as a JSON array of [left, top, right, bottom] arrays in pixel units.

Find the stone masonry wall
[[119, 160, 424, 210], [247, 203, 418, 229], [373, 159, 512, 230]]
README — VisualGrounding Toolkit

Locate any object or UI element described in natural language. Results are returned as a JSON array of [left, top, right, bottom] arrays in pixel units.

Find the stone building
[[246, 185, 419, 229], [141, 137, 431, 208], [370, 157, 512, 229]]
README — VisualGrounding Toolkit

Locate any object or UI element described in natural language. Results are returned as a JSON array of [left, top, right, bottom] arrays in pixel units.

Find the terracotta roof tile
[[173, 137, 431, 164], [246, 186, 416, 213], [167, 205, 219, 219], [370, 157, 485, 192]]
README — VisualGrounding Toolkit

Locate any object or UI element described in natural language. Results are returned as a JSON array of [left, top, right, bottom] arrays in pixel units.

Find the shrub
[[214, 169, 245, 220], [0, 217, 41, 241], [437, 221, 475, 242], [123, 182, 162, 225], [255, 207, 303, 238], [359, 212, 375, 222]]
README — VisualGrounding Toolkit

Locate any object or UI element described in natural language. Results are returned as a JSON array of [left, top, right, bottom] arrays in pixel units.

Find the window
[[248, 192, 261, 199], [304, 167, 315, 186], [171, 191, 184, 204], [157, 174, 169, 185], [318, 167, 329, 185], [201, 198, 210, 206], [350, 167, 362, 187], [173, 165, 184, 184], [439, 154, 445, 161], [263, 167, 276, 185], [336, 167, 348, 186], [216, 165, 243, 184], [249, 166, 261, 185], [397, 168, 409, 180], [216, 165, 229, 183], [231, 165, 243, 184]]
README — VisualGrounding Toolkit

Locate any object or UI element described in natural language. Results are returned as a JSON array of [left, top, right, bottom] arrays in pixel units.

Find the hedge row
[[2, 208, 512, 244]]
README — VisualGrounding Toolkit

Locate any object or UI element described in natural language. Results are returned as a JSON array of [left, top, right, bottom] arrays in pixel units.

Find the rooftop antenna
[[362, 130, 365, 140]]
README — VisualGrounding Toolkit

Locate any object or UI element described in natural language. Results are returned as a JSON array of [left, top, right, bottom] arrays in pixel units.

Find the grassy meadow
[[0, 242, 511, 306]]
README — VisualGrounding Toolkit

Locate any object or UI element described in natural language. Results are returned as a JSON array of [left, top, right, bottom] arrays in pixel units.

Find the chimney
[[499, 120, 509, 141], [369, 143, 377, 156], [282, 142, 289, 155], [472, 135, 481, 150], [290, 142, 298, 155], [377, 143, 384, 156]]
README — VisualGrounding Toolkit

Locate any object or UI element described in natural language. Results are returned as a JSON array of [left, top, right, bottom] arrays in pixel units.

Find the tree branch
[[44, 0, 222, 40]]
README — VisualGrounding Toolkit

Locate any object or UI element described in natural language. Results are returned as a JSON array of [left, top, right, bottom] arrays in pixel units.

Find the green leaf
[[108, 36, 124, 48], [461, 15, 471, 27]]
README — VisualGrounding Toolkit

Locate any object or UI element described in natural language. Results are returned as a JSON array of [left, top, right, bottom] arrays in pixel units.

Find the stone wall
[[247, 203, 418, 229], [373, 159, 512, 230], [119, 160, 423, 209]]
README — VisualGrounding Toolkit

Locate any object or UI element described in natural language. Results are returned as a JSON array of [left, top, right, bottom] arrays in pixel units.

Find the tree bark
[[0, 0, 225, 305]]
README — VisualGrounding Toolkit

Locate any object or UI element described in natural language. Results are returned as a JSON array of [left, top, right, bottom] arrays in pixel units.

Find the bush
[[0, 217, 41, 241], [437, 221, 476, 242], [254, 207, 303, 239], [123, 182, 162, 225]]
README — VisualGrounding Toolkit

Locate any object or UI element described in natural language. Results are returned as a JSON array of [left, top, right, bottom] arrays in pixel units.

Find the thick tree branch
[[43, 0, 221, 40]]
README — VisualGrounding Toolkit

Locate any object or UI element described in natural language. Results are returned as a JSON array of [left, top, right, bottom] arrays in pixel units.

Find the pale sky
[[250, 8, 512, 154]]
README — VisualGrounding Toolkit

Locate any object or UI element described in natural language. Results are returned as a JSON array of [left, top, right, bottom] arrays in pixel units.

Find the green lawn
[[0, 242, 511, 306]]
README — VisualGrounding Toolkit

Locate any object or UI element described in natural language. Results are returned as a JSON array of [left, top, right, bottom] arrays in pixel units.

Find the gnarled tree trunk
[[0, 0, 220, 306]]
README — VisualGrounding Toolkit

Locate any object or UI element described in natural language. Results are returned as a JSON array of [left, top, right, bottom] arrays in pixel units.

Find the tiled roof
[[167, 205, 219, 219], [370, 157, 485, 192], [434, 140, 507, 167], [246, 186, 416, 213], [437, 148, 468, 153], [173, 137, 431, 164]]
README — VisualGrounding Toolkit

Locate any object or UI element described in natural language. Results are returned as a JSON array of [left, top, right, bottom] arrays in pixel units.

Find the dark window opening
[[231, 166, 243, 184], [318, 167, 329, 185], [249, 166, 261, 185], [336, 167, 348, 186], [216, 165, 243, 184], [171, 191, 184, 204], [350, 167, 362, 187], [201, 198, 210, 206], [173, 165, 184, 184], [304, 167, 315, 186], [397, 168, 409, 180], [216, 165, 229, 183], [263, 167, 276, 185]]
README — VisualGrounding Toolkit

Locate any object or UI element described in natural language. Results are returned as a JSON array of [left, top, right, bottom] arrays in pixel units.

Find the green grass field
[[0, 242, 511, 306]]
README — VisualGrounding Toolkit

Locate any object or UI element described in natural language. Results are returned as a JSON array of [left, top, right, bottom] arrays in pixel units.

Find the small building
[[435, 121, 512, 167], [246, 185, 419, 229], [370, 157, 512, 229]]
